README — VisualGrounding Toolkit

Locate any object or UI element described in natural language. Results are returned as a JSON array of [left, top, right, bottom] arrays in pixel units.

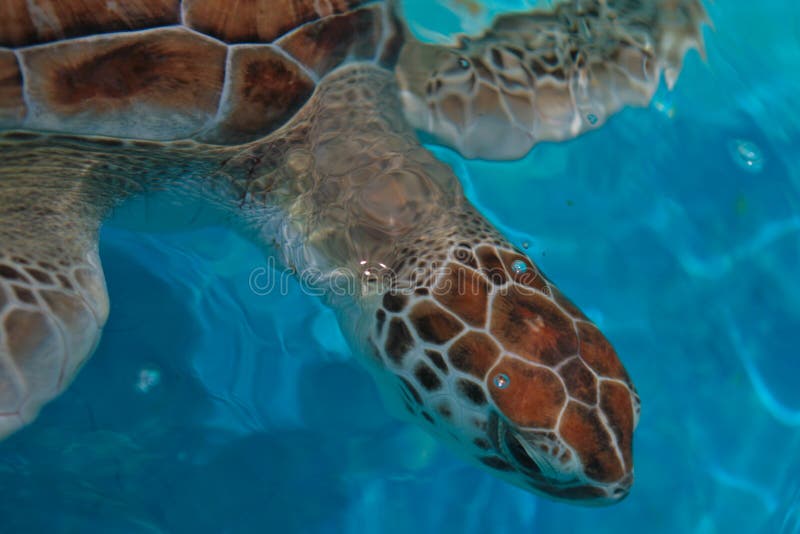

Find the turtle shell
[[0, 0, 402, 144]]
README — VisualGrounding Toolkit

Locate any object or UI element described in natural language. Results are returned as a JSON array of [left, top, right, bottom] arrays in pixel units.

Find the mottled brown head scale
[[371, 240, 638, 504], [0, 0, 403, 143]]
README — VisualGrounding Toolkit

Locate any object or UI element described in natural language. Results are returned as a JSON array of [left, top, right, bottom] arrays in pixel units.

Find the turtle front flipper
[[0, 140, 114, 439], [0, 134, 226, 439], [396, 0, 709, 160]]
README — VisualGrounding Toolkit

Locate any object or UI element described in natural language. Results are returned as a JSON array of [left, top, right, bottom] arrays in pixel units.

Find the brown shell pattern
[[0, 0, 402, 143]]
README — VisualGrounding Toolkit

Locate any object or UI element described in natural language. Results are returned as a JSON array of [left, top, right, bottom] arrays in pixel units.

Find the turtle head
[[365, 240, 639, 504]]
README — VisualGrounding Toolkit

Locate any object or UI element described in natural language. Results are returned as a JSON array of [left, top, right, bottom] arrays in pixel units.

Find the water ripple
[[724, 311, 800, 427]]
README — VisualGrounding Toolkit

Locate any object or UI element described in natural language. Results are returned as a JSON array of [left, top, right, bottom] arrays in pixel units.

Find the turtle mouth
[[488, 411, 547, 479], [486, 411, 630, 503]]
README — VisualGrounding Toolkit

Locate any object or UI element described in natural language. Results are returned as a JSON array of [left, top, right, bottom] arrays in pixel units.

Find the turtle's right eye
[[457, 57, 470, 69]]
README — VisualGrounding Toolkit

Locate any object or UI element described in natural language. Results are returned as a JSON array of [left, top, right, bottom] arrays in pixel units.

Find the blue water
[[2, 1, 800, 532]]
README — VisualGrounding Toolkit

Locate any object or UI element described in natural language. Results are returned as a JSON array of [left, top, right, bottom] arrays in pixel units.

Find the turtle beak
[[487, 412, 633, 505]]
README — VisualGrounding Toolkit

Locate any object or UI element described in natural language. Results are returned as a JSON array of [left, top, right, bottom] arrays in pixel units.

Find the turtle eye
[[457, 57, 470, 69]]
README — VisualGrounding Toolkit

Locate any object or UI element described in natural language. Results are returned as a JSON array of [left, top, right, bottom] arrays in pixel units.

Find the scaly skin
[[0, 63, 638, 504], [396, 0, 708, 159], [0, 133, 228, 438], [213, 63, 640, 503], [0, 0, 710, 504]]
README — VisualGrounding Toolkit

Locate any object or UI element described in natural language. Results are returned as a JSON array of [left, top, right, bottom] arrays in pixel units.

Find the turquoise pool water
[[2, 1, 799, 532]]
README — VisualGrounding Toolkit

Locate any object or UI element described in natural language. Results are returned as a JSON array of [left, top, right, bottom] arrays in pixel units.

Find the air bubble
[[729, 139, 764, 173], [493, 373, 510, 389], [587, 113, 598, 125], [135, 366, 161, 394], [522, 242, 529, 250], [511, 259, 527, 274], [652, 91, 675, 118]]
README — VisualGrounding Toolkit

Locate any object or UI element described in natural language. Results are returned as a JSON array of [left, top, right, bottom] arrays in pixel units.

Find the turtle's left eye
[[457, 57, 470, 69]]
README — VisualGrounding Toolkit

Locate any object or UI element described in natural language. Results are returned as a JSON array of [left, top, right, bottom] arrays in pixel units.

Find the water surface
[[2, 1, 799, 532]]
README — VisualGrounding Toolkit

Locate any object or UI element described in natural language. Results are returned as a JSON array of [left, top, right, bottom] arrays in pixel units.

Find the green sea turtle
[[0, 0, 706, 504]]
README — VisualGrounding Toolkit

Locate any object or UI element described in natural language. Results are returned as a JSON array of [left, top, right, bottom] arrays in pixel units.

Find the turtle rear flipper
[[0, 142, 113, 438]]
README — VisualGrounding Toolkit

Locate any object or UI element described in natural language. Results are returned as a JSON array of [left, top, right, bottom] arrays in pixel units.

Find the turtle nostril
[[606, 472, 634, 501], [610, 479, 632, 501]]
